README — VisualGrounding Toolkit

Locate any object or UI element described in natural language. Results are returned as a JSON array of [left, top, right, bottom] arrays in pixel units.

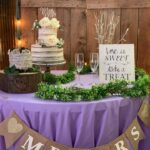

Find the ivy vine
[[4, 65, 40, 75], [36, 68, 150, 102], [43, 64, 76, 84], [42, 64, 92, 84]]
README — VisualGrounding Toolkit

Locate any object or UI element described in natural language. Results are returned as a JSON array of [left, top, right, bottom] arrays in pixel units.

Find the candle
[[16, 0, 22, 48], [17, 39, 22, 48], [85, 62, 87, 66], [16, 19, 21, 39], [16, 20, 21, 26]]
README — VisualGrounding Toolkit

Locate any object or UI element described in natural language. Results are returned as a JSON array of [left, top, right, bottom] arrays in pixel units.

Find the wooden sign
[[99, 44, 135, 84]]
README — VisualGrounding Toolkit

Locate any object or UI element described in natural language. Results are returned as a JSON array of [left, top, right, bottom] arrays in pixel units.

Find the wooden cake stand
[[33, 61, 66, 73], [0, 70, 42, 93]]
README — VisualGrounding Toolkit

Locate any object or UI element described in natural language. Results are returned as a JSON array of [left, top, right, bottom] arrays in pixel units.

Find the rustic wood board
[[137, 9, 150, 73], [120, 9, 138, 64], [0, 0, 16, 69], [22, 0, 86, 8], [87, 0, 150, 9], [70, 9, 87, 63], [21, 8, 38, 48], [63, 9, 71, 66], [87, 9, 98, 60], [56, 8, 71, 69]]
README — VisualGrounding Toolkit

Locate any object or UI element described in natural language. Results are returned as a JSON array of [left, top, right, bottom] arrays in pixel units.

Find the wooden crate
[[0, 71, 42, 93]]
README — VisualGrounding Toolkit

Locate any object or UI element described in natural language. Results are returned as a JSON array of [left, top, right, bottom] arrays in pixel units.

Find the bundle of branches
[[95, 11, 129, 44]]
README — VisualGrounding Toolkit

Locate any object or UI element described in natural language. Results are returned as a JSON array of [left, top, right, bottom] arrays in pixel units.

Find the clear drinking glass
[[75, 53, 84, 86], [90, 53, 99, 84]]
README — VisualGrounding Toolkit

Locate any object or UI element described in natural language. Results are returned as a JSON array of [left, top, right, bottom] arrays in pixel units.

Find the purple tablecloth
[[0, 72, 150, 150]]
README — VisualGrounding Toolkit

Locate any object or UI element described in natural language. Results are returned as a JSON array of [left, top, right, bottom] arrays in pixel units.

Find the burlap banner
[[110, 134, 129, 150], [0, 100, 149, 150], [0, 112, 27, 149], [138, 100, 150, 128], [125, 118, 145, 150]]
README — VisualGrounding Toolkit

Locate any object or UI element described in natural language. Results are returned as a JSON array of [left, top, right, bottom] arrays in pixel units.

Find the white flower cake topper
[[40, 8, 56, 18], [39, 8, 60, 29]]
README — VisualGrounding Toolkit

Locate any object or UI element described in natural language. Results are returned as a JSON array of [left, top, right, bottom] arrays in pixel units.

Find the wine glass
[[75, 53, 84, 86], [90, 53, 99, 85]]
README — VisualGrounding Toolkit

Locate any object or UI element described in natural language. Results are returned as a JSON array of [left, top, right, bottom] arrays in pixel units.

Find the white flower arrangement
[[49, 18, 60, 29], [39, 17, 60, 29], [46, 35, 59, 46], [39, 17, 51, 28], [56, 39, 64, 48]]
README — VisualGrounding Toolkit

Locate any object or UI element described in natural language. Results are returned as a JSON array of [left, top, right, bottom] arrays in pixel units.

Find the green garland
[[80, 65, 92, 74], [36, 68, 150, 102], [43, 64, 76, 84], [43, 64, 92, 84], [43, 64, 91, 84], [4, 64, 91, 84], [4, 65, 40, 75]]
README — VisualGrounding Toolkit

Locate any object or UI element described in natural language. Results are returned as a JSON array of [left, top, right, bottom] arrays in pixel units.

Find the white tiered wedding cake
[[31, 17, 66, 65]]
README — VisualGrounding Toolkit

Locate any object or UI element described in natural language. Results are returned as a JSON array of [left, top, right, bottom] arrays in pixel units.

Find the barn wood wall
[[0, 0, 16, 69], [21, 0, 150, 73]]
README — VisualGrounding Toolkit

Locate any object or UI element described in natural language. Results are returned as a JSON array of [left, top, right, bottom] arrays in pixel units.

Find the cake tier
[[31, 45, 65, 65], [39, 28, 57, 35], [38, 34, 59, 47], [8, 49, 32, 70]]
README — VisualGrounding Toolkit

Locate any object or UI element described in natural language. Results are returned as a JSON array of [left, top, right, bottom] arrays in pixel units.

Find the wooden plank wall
[[0, 0, 16, 69], [21, 0, 150, 73]]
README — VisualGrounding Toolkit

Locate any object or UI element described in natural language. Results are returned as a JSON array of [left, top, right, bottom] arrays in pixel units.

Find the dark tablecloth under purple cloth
[[0, 73, 150, 150]]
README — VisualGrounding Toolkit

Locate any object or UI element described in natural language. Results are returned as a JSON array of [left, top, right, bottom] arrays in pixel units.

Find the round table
[[0, 72, 149, 150]]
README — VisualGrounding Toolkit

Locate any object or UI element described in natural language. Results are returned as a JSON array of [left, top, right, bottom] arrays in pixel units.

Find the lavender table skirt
[[0, 73, 150, 150]]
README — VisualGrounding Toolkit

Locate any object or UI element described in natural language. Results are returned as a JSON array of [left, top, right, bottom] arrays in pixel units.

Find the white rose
[[49, 18, 60, 29], [39, 17, 51, 28], [46, 35, 59, 46]]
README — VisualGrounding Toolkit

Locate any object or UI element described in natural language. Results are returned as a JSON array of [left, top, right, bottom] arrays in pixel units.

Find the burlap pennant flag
[[138, 101, 150, 128], [91, 145, 110, 150], [70, 149, 91, 150], [0, 112, 27, 149], [68, 145, 109, 150], [45, 139, 70, 150], [69, 148, 91, 150], [125, 118, 145, 150], [46, 142, 106, 150], [110, 134, 130, 150], [0, 107, 148, 150], [46, 141, 110, 150], [17, 128, 48, 150]]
